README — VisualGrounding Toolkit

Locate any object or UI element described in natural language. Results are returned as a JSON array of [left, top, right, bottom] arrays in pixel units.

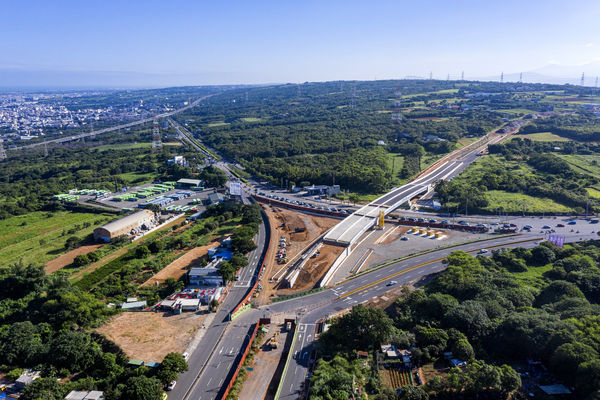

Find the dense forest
[[174, 79, 597, 194], [312, 240, 600, 399]]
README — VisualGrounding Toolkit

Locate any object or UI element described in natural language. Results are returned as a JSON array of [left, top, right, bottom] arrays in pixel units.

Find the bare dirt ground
[[239, 323, 290, 400], [140, 241, 218, 287], [96, 310, 209, 362], [282, 244, 344, 293], [45, 244, 104, 274], [256, 206, 338, 304]]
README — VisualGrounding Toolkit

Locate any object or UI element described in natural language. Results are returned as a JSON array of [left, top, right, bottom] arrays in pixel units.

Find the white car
[[167, 380, 177, 391], [182, 352, 189, 360], [477, 249, 488, 254]]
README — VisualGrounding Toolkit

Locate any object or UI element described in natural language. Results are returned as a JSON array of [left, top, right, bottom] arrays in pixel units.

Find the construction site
[[253, 205, 341, 304]]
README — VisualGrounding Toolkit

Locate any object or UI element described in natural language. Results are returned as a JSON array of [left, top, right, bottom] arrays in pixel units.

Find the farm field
[[512, 132, 570, 141], [0, 211, 116, 267]]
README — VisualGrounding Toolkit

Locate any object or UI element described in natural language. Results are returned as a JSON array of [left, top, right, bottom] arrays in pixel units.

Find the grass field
[[207, 121, 230, 127], [587, 188, 600, 199], [0, 211, 116, 267], [387, 153, 405, 177], [556, 154, 600, 177], [509, 264, 553, 289], [495, 108, 537, 115], [456, 137, 479, 148], [91, 142, 152, 151], [512, 132, 570, 142], [240, 117, 263, 123], [116, 172, 156, 186], [484, 190, 575, 213]]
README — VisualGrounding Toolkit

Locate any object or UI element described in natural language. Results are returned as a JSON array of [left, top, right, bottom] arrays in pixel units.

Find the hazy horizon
[[2, 0, 600, 88]]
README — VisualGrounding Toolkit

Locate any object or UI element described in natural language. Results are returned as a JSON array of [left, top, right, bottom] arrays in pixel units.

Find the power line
[[152, 118, 162, 152]]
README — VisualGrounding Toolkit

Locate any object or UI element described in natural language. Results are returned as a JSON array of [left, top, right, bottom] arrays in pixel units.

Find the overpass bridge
[[323, 156, 475, 246]]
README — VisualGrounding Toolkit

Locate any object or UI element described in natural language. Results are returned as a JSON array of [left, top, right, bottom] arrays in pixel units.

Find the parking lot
[[76, 183, 216, 213]]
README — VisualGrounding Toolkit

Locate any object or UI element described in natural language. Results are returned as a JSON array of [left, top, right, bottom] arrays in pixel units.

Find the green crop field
[[0, 211, 116, 267], [512, 132, 570, 142]]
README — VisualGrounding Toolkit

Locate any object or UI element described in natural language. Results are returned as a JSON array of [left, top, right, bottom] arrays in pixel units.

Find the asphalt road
[[167, 210, 268, 400]]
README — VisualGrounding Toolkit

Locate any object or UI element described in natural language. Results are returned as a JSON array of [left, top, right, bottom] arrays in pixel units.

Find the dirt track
[[45, 244, 104, 274], [140, 241, 219, 286]]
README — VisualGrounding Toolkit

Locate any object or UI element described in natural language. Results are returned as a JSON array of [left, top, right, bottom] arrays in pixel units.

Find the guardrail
[[253, 195, 348, 219], [274, 322, 299, 400]]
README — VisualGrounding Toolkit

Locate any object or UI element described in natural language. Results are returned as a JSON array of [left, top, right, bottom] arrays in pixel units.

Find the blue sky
[[2, 0, 600, 87]]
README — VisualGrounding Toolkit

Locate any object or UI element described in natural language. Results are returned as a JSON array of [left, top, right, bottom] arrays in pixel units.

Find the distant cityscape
[[0, 91, 176, 142]]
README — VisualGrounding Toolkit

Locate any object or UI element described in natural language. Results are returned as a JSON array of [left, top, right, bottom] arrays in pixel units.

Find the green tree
[[135, 245, 151, 259], [550, 342, 598, 379], [157, 352, 188, 385], [122, 376, 164, 400], [218, 261, 236, 284], [20, 377, 66, 400]]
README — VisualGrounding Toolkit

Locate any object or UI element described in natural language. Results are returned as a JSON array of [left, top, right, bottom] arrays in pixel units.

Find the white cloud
[[585, 42, 594, 47]]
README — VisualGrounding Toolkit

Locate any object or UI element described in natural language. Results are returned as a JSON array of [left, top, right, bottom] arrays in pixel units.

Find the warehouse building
[[93, 210, 157, 242], [177, 178, 204, 188]]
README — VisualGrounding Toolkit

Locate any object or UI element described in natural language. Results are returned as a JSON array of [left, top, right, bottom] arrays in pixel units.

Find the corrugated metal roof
[[97, 210, 154, 234]]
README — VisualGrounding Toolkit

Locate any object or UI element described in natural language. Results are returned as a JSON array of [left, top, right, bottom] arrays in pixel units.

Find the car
[[400, 236, 409, 241], [182, 352, 189, 360], [477, 249, 488, 254], [417, 218, 425, 222], [167, 381, 177, 391], [162, 393, 168, 400], [524, 225, 533, 230], [590, 220, 599, 224], [476, 223, 486, 227], [557, 223, 565, 227], [429, 219, 437, 223], [441, 220, 450, 224], [568, 221, 577, 225], [542, 225, 551, 229], [408, 218, 417, 222], [458, 221, 469, 226], [386, 280, 398, 286], [490, 222, 499, 226]]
